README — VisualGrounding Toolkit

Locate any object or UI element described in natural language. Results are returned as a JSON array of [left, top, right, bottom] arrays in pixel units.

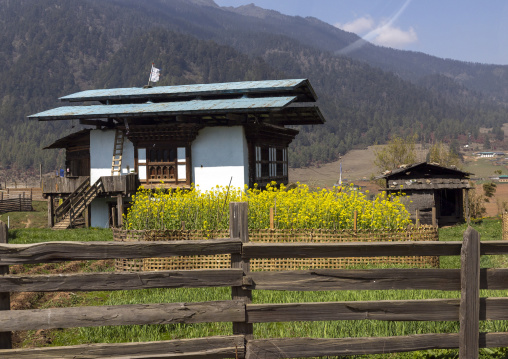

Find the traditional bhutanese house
[[379, 162, 472, 226], [29, 79, 325, 229]]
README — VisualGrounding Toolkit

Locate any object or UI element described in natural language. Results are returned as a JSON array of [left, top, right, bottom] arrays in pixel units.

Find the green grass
[[462, 157, 505, 178], [0, 200, 48, 229], [439, 218, 503, 269], [13, 220, 508, 358], [7, 227, 113, 244]]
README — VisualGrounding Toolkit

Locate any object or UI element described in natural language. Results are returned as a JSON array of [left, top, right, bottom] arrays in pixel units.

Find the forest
[[1, 0, 508, 171]]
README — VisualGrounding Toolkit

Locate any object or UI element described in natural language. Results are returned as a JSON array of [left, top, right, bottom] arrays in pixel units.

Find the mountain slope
[[1, 0, 507, 171], [222, 2, 508, 104]]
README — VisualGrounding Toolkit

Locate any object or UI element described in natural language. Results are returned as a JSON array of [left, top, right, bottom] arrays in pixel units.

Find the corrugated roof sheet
[[59, 79, 317, 102], [29, 96, 297, 120]]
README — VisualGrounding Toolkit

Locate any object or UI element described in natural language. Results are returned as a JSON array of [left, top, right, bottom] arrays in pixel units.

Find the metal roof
[[59, 79, 317, 103], [29, 96, 298, 121]]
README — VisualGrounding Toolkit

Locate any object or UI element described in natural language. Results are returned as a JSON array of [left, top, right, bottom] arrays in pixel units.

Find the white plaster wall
[[90, 129, 135, 184], [89, 129, 135, 228], [192, 126, 249, 191], [90, 197, 110, 228]]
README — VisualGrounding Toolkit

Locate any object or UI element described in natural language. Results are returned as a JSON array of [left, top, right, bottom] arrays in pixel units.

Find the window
[[254, 145, 288, 185], [137, 145, 189, 185]]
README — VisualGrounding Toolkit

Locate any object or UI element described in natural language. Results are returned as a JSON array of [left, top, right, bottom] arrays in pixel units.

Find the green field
[[8, 219, 508, 358], [462, 156, 507, 179]]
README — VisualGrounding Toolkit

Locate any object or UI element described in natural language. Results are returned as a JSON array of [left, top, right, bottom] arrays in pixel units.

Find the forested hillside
[[1, 0, 508, 171]]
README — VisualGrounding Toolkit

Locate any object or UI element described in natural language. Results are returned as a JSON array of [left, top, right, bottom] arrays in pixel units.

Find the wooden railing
[[0, 203, 508, 358], [54, 177, 91, 222]]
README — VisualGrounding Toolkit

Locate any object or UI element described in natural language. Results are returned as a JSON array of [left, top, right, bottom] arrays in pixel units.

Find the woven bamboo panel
[[114, 226, 439, 271]]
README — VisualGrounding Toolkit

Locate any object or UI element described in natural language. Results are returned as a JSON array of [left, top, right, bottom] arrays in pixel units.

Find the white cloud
[[336, 16, 418, 49], [371, 24, 418, 48], [335, 16, 374, 34]]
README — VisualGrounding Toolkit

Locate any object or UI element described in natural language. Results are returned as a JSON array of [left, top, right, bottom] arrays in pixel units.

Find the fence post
[[0, 221, 12, 349], [464, 188, 470, 224], [269, 207, 274, 230], [432, 207, 437, 228], [229, 202, 253, 340], [47, 195, 54, 228], [117, 195, 123, 228], [459, 226, 480, 359]]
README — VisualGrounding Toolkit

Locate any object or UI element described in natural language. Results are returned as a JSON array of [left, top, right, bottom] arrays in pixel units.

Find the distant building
[[475, 152, 495, 157], [29, 79, 325, 228], [475, 152, 505, 158], [379, 162, 472, 226]]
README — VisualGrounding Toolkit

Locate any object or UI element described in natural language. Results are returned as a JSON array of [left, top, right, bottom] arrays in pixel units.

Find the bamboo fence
[[113, 226, 440, 272]]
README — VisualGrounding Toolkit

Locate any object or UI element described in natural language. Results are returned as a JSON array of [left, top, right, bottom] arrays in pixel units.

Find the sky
[[214, 0, 508, 65]]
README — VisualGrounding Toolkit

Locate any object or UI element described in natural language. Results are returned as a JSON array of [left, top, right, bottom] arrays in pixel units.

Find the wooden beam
[[226, 113, 247, 125], [246, 334, 460, 358], [117, 195, 123, 227], [432, 207, 437, 227], [460, 226, 480, 358], [79, 119, 112, 128], [247, 297, 508, 323], [0, 222, 11, 350], [242, 241, 462, 259], [0, 269, 244, 292], [0, 300, 245, 332], [0, 335, 245, 359], [246, 269, 461, 291], [247, 299, 461, 323], [481, 268, 508, 289], [480, 241, 508, 255], [0, 239, 242, 265]]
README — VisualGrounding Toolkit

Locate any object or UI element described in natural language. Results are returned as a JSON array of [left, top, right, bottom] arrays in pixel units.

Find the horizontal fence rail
[[0, 202, 507, 359], [1, 335, 245, 359], [0, 239, 241, 265], [245, 333, 508, 359], [0, 269, 244, 292], [242, 241, 464, 258], [246, 297, 508, 323], [0, 300, 245, 332]]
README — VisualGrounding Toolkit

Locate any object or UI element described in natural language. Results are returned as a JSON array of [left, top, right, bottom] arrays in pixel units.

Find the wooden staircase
[[111, 129, 125, 176], [53, 177, 104, 230]]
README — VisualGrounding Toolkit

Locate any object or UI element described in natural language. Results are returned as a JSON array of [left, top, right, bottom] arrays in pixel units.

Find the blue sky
[[215, 0, 508, 65]]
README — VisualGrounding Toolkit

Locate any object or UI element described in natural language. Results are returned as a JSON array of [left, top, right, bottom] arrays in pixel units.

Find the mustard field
[[124, 182, 411, 231]]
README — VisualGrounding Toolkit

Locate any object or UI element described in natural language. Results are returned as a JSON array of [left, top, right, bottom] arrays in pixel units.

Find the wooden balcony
[[101, 174, 140, 194], [42, 176, 89, 196], [43, 174, 140, 196]]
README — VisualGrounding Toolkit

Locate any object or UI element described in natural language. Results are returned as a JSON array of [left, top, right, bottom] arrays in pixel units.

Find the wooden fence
[[0, 191, 33, 214], [0, 203, 507, 358]]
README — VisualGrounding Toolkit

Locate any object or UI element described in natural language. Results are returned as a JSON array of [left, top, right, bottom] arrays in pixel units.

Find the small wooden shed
[[380, 162, 472, 226]]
